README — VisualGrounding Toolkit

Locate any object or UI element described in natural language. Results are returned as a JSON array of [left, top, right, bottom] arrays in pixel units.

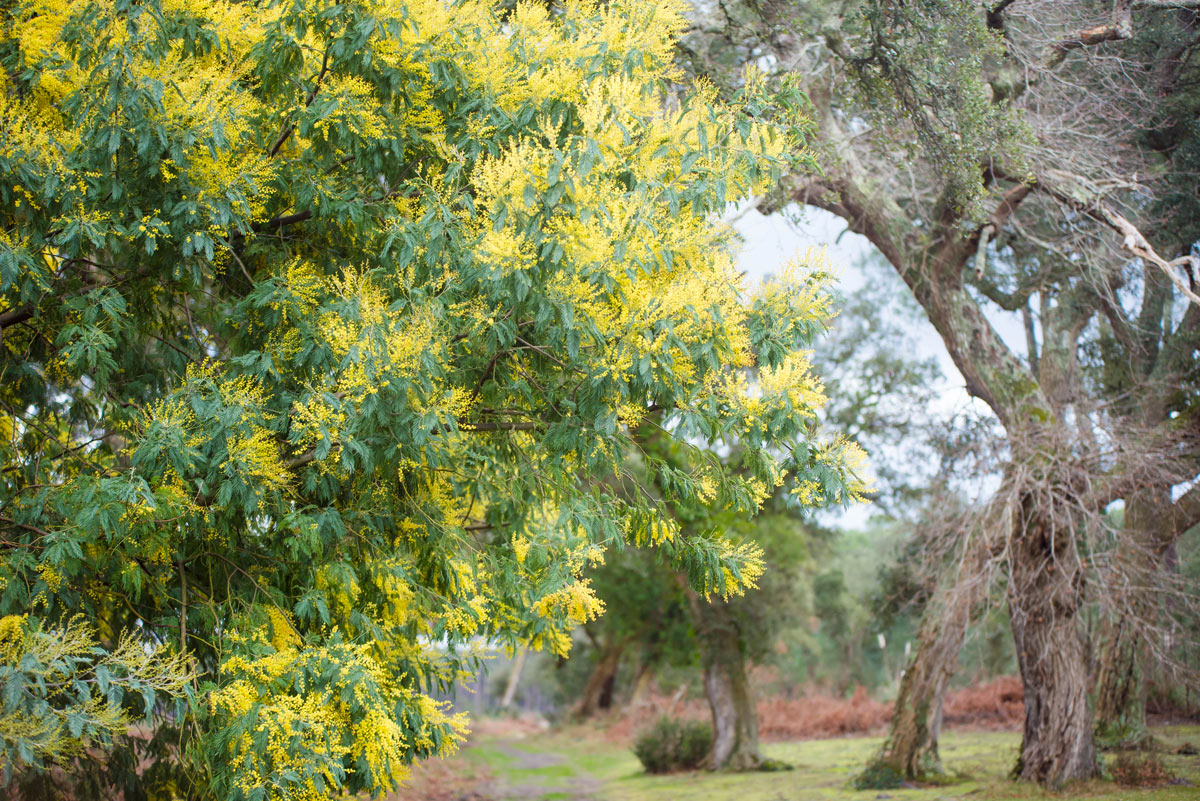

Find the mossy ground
[[435, 725, 1200, 801]]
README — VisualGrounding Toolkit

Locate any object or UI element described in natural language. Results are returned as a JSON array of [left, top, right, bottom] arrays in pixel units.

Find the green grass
[[461, 725, 1200, 801]]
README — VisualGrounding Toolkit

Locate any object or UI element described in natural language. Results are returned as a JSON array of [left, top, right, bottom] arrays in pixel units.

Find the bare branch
[[1006, 169, 1200, 305], [268, 46, 332, 158], [1045, 1, 1134, 69]]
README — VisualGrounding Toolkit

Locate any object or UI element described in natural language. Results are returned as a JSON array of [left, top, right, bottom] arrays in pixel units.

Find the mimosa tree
[[0, 0, 866, 797]]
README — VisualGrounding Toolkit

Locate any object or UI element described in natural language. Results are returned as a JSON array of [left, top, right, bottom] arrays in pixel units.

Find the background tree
[[580, 345, 864, 772], [676, 476, 817, 771], [680, 0, 1200, 786], [0, 0, 872, 797], [572, 253, 951, 770], [571, 550, 687, 720]]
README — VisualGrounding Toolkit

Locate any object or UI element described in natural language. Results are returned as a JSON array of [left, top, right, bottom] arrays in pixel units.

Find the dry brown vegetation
[[603, 677, 1026, 745]]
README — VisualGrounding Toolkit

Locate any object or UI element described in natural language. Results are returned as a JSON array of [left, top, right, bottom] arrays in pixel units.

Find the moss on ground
[[455, 725, 1200, 801]]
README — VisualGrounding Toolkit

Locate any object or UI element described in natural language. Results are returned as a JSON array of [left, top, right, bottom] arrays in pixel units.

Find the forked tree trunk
[[576, 643, 624, 718], [700, 605, 761, 771], [1008, 500, 1096, 785]]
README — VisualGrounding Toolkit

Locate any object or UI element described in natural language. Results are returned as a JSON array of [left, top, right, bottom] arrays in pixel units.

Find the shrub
[[853, 759, 905, 790], [633, 717, 713, 773], [1110, 752, 1175, 787]]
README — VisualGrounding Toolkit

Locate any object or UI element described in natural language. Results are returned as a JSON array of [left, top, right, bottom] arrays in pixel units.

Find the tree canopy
[[0, 0, 869, 796]]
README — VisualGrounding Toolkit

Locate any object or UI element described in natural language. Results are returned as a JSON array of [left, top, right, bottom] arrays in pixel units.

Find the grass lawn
[[447, 725, 1200, 801]]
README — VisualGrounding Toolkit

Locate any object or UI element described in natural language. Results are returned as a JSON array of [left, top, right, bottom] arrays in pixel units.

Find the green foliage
[[0, 614, 195, 783], [0, 0, 873, 796], [632, 716, 713, 774], [846, 0, 1027, 220]]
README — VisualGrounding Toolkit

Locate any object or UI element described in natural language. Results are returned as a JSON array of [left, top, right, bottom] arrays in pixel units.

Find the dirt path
[[481, 742, 602, 801]]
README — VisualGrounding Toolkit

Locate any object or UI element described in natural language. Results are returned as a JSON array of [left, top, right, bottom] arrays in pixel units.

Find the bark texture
[[685, 591, 762, 771], [876, 644, 952, 779], [874, 594, 966, 774], [870, 530, 993, 781], [1008, 500, 1096, 785], [701, 607, 761, 771]]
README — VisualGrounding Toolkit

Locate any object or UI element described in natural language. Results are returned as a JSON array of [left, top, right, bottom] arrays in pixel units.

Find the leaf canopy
[[0, 0, 867, 796]]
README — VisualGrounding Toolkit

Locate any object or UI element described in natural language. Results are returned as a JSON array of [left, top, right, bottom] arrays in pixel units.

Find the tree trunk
[[1094, 618, 1149, 748], [684, 591, 762, 771], [868, 533, 988, 781], [701, 608, 761, 771], [872, 610, 958, 778], [1008, 499, 1097, 785], [629, 661, 655, 709], [500, 647, 526, 708], [576, 643, 624, 718], [1094, 483, 1173, 748]]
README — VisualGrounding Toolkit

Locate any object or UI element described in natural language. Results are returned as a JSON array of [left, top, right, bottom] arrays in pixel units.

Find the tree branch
[[988, 0, 1021, 30], [0, 305, 34, 330], [0, 515, 52, 540], [791, 170, 1036, 424], [1045, 1, 1134, 70], [788, 174, 907, 271], [995, 167, 1200, 306], [972, 274, 1038, 311], [268, 47, 331, 158], [1168, 482, 1200, 540], [1047, 182, 1200, 306], [250, 211, 314, 234], [988, 182, 1036, 231]]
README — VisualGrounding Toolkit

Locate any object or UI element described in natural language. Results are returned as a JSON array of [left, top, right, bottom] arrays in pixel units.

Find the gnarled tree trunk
[[682, 587, 762, 771], [1008, 496, 1096, 785]]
